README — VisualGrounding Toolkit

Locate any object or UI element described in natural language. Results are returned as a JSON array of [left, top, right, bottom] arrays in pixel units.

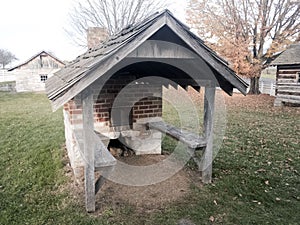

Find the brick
[[134, 110, 144, 115], [149, 105, 158, 109], [145, 109, 153, 114], [139, 105, 148, 110]]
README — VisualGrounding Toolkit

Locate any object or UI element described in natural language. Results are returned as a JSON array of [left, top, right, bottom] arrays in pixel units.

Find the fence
[[0, 70, 16, 83], [259, 81, 276, 96], [237, 78, 276, 96]]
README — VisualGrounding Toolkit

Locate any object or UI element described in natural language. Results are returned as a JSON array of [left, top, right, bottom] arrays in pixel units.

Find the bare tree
[[187, 0, 300, 94], [66, 0, 167, 47], [0, 49, 18, 69]]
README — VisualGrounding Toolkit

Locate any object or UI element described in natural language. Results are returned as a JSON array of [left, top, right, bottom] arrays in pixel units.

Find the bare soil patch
[[63, 152, 202, 214]]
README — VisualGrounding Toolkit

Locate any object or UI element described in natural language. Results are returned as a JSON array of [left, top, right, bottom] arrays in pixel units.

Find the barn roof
[[8, 50, 65, 71], [271, 43, 300, 66], [46, 10, 248, 111]]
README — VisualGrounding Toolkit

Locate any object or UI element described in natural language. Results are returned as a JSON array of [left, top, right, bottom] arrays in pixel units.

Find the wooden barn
[[9, 51, 65, 92], [271, 43, 300, 106], [46, 10, 248, 212]]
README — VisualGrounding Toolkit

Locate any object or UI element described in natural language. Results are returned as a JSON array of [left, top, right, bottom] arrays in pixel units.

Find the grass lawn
[[0, 92, 299, 224]]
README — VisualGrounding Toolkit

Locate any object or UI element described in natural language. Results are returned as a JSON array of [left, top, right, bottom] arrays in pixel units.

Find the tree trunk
[[248, 77, 261, 95]]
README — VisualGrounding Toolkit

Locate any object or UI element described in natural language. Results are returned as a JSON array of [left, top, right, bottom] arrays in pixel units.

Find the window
[[40, 74, 48, 82]]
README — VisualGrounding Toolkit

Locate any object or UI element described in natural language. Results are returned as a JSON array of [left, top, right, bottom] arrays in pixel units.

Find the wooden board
[[147, 121, 206, 149]]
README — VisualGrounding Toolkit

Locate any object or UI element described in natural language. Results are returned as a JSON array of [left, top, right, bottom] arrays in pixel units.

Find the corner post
[[202, 86, 216, 183], [82, 87, 95, 212]]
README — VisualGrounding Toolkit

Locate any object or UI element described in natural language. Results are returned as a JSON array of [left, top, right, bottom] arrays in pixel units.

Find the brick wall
[[64, 74, 163, 131], [132, 97, 162, 122]]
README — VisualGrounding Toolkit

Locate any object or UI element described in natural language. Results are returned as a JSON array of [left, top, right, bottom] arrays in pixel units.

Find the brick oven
[[46, 10, 248, 212], [63, 71, 164, 175]]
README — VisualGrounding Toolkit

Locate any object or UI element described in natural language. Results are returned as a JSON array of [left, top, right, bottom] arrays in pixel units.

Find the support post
[[202, 86, 216, 183], [82, 88, 95, 212]]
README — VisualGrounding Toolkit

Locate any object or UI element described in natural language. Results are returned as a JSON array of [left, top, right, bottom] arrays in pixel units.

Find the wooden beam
[[127, 40, 197, 59], [201, 87, 216, 183], [82, 87, 96, 212]]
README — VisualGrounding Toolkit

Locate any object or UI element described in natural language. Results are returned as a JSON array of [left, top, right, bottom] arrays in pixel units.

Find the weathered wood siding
[[275, 64, 300, 106]]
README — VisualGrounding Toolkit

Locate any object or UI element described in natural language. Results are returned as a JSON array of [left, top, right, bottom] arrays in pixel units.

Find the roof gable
[[46, 10, 248, 111], [8, 50, 65, 71], [271, 43, 300, 66]]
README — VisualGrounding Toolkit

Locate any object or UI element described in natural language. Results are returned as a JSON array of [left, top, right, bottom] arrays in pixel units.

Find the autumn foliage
[[187, 0, 300, 94]]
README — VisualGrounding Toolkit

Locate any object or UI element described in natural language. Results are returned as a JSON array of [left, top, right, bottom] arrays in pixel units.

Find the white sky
[[0, 0, 187, 67]]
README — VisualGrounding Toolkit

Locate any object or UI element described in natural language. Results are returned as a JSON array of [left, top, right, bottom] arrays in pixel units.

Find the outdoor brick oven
[[63, 72, 164, 176], [46, 10, 248, 212]]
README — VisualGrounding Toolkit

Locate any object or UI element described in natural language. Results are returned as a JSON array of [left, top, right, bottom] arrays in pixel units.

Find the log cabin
[[271, 43, 300, 106]]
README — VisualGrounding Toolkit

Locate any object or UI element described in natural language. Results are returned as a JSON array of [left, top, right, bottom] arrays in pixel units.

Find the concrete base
[[120, 117, 162, 155], [120, 130, 162, 155]]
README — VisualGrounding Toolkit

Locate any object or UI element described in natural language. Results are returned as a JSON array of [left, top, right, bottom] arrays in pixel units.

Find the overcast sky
[[0, 0, 187, 66]]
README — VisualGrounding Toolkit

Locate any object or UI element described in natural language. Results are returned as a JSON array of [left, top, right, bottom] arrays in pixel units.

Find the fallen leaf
[[209, 216, 215, 222], [265, 180, 269, 185]]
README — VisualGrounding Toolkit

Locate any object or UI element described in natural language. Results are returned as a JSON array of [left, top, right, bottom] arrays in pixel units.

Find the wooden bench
[[147, 121, 207, 149], [147, 121, 207, 172]]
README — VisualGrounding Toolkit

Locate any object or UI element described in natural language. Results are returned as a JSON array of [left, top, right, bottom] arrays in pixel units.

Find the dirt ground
[[63, 93, 299, 214], [64, 153, 202, 214]]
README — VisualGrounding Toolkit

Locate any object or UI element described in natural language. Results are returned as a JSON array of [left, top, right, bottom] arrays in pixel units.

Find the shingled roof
[[271, 43, 300, 66], [46, 10, 248, 110]]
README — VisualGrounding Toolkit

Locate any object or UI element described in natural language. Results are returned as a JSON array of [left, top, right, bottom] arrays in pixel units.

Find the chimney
[[87, 27, 109, 49]]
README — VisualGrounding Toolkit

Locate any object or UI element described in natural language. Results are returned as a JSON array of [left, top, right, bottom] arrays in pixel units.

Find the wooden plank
[[147, 121, 206, 149], [277, 83, 300, 87], [278, 69, 300, 73], [82, 87, 96, 212], [277, 84, 300, 90], [201, 87, 216, 184], [73, 130, 117, 169], [93, 131, 117, 169], [276, 94, 300, 101], [278, 79, 296, 83], [127, 40, 197, 59], [278, 75, 296, 79], [277, 90, 300, 94], [276, 97, 300, 104]]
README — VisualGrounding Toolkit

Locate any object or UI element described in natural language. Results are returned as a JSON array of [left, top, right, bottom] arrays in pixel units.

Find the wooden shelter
[[46, 10, 248, 212], [271, 43, 300, 106]]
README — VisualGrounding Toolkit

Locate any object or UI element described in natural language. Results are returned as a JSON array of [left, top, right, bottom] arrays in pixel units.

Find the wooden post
[[202, 86, 216, 183], [82, 88, 95, 212]]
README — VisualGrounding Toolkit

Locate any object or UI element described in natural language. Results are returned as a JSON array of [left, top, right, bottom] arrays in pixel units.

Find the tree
[[187, 0, 300, 94], [0, 49, 17, 69], [66, 0, 166, 47]]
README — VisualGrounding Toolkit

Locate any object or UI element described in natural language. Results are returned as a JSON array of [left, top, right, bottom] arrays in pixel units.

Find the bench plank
[[148, 121, 206, 149], [73, 129, 117, 169]]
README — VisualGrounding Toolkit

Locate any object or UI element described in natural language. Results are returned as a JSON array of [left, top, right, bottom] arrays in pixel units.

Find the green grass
[[0, 81, 15, 85], [0, 92, 299, 224]]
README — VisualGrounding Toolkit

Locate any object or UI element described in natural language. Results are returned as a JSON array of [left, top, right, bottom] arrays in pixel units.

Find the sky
[[0, 0, 187, 67]]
